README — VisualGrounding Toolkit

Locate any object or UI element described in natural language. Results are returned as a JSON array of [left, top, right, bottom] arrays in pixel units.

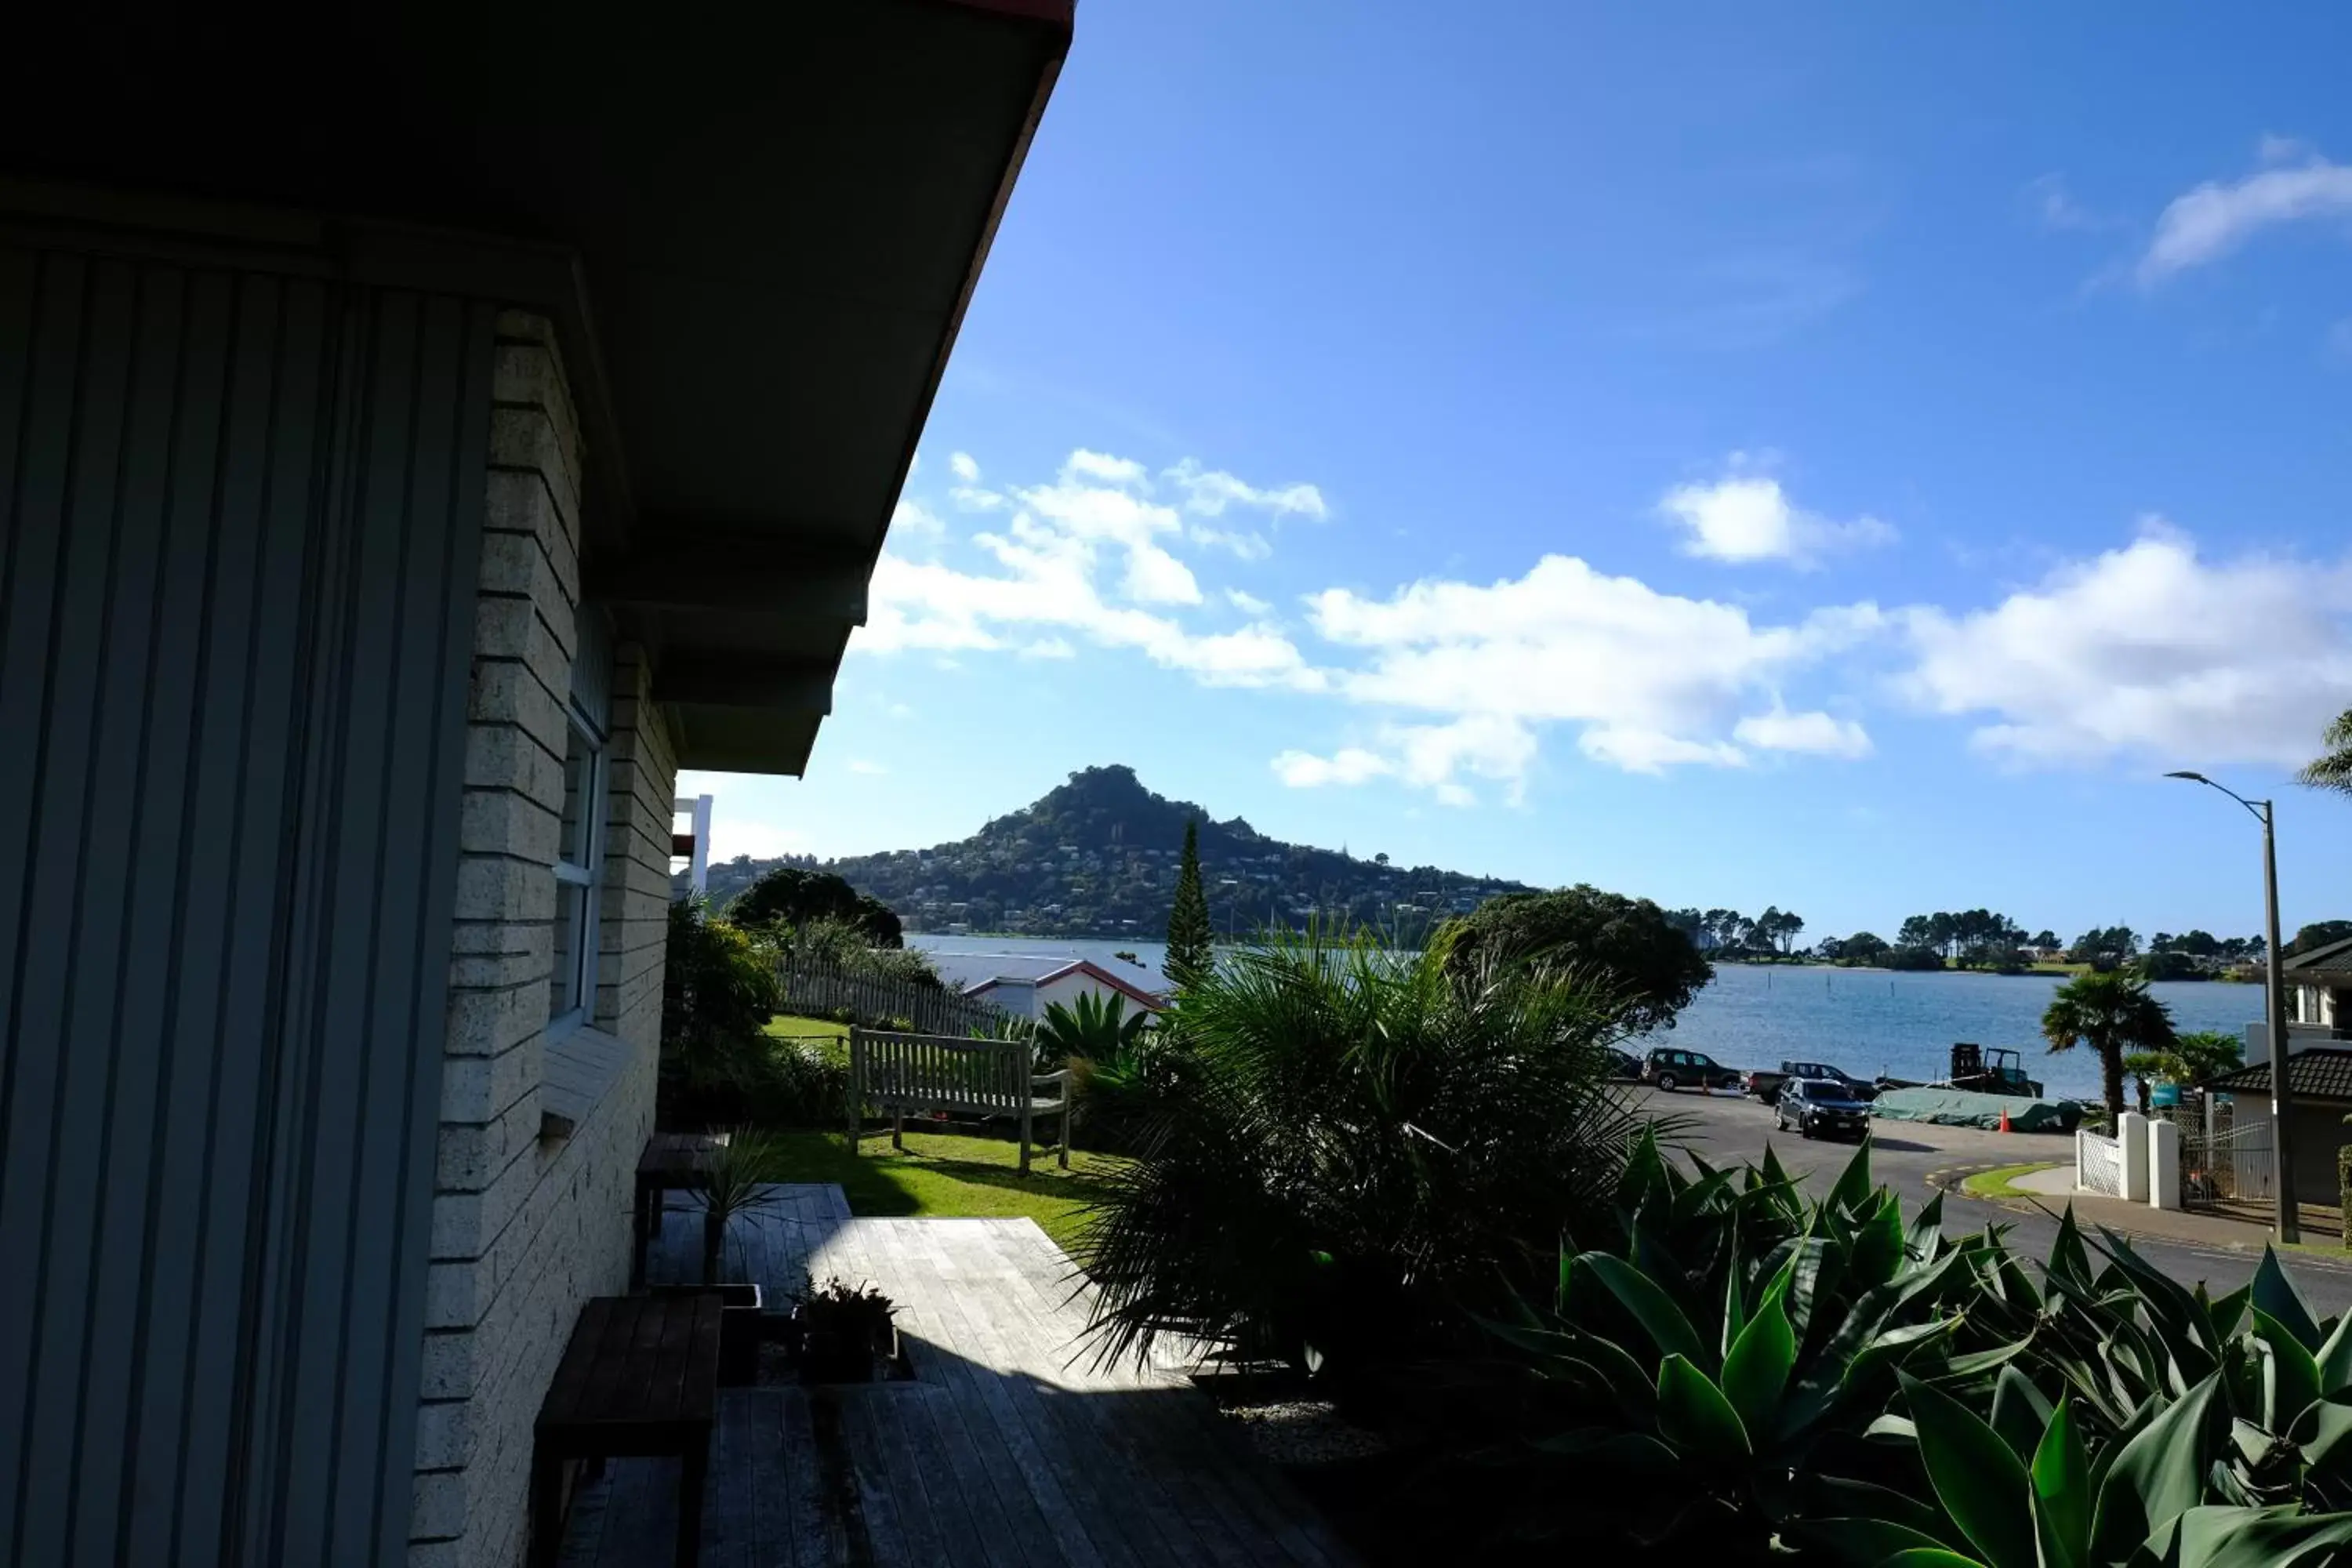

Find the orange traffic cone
[[1998, 1105, 2013, 1134]]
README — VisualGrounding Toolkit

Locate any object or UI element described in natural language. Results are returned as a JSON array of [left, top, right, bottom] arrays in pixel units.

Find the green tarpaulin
[[1871, 1087, 2082, 1134]]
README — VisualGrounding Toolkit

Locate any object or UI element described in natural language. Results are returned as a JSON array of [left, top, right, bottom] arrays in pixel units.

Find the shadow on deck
[[557, 1186, 1355, 1567]]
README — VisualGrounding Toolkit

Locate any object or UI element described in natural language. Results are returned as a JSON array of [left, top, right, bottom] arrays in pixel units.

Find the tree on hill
[[1166, 819, 1213, 985], [728, 865, 904, 946], [2042, 969, 2176, 1124], [2286, 920, 2352, 959], [1436, 884, 1713, 1034]]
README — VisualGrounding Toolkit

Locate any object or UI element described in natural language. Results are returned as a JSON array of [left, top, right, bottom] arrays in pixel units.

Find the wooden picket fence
[[775, 957, 1019, 1039]]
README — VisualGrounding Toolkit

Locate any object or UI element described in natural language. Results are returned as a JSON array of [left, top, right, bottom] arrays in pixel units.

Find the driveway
[[1634, 1085, 2352, 1316]]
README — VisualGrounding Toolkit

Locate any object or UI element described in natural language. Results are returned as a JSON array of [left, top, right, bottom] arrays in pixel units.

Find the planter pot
[[796, 1320, 898, 1385]]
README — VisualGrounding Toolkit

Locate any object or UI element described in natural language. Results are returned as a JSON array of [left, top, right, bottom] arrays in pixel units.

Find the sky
[[681, 2, 2352, 944]]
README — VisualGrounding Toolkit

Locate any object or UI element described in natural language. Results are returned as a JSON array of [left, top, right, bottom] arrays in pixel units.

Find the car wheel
[[1656, 1072, 1678, 1092], [1798, 1116, 1813, 1140]]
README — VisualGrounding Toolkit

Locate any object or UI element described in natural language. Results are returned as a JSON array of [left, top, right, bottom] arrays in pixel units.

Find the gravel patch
[[1218, 1400, 1390, 1466]]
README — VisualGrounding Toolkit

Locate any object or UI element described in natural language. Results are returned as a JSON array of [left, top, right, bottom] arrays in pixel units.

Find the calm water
[[906, 934, 2262, 1100]]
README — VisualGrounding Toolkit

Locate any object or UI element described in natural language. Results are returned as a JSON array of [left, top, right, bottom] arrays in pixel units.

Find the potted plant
[[790, 1276, 898, 1384], [655, 1127, 786, 1385]]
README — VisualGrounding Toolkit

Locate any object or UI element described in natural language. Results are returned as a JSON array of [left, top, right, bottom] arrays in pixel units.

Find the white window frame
[[550, 703, 608, 1039]]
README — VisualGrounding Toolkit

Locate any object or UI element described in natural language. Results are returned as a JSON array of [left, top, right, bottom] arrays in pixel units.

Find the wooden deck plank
[[902, 1224, 1119, 1568], [746, 1392, 793, 1568], [780, 1385, 845, 1568], [561, 1186, 1360, 1568]]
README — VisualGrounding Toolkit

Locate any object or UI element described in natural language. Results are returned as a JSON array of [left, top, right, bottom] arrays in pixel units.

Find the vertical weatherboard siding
[[0, 243, 495, 1568]]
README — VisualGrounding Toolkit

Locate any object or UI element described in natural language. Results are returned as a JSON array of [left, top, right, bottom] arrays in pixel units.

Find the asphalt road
[[1634, 1085, 2352, 1317]]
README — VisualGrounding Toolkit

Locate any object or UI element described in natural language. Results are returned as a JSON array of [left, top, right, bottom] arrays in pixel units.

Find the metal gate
[[2181, 1113, 2274, 1207]]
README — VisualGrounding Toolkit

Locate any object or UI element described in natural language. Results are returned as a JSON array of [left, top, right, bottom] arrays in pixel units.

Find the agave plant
[[1470, 1136, 2011, 1548], [1038, 990, 1150, 1061]]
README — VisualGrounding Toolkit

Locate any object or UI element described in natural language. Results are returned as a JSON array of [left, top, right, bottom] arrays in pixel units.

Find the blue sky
[[683, 2, 2352, 942]]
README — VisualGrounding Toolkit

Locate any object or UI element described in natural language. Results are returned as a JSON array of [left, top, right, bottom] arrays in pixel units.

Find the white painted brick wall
[[412, 312, 673, 1567]]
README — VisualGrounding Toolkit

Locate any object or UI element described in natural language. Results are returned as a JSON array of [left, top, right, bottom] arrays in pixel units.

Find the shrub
[[1078, 926, 1659, 1378]]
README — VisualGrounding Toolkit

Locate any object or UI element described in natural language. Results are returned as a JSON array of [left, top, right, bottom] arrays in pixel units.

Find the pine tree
[[1166, 820, 1214, 985]]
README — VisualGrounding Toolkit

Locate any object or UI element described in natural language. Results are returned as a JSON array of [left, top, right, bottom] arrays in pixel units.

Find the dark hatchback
[[1774, 1078, 1873, 1141]]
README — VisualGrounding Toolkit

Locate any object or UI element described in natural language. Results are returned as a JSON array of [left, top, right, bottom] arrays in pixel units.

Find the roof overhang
[[0, 0, 1072, 773]]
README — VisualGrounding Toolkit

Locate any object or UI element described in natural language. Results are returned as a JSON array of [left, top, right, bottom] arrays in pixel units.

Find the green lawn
[[762, 1128, 1127, 1258], [1960, 1161, 2067, 1201], [764, 1014, 850, 1046]]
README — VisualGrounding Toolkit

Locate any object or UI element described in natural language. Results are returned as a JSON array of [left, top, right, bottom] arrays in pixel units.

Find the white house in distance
[[930, 952, 1168, 1020]]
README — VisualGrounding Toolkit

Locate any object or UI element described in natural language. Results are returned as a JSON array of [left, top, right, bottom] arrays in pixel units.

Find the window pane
[[559, 720, 593, 867], [552, 881, 580, 1019]]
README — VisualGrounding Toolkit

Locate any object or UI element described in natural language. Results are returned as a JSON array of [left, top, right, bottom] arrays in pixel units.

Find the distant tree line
[[1658, 906, 1806, 960]]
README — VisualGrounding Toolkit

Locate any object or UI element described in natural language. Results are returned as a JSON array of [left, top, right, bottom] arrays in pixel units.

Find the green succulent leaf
[[1720, 1288, 1797, 1444], [1827, 1138, 1875, 1214], [1577, 1252, 1708, 1369], [1901, 1371, 2038, 1568], [1781, 1517, 1955, 1566], [2250, 1246, 2324, 1354], [1904, 1189, 1947, 1274], [2313, 1307, 2352, 1393], [2206, 1283, 2251, 1343], [2171, 1503, 2352, 1568], [2249, 1305, 2322, 1432], [2048, 1205, 2092, 1287], [1991, 1364, 2054, 1465], [2031, 1399, 2091, 1568], [2295, 1390, 2352, 1487], [1656, 1353, 1750, 1460], [2089, 1370, 2223, 1563], [1877, 1548, 1992, 1566]]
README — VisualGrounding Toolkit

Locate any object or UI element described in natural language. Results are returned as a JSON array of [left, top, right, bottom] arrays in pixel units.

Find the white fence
[[2076, 1129, 2125, 1198]]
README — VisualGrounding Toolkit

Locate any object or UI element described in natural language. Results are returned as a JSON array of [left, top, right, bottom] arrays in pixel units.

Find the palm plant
[[1037, 991, 1149, 1061], [2299, 709, 2352, 797], [2042, 970, 2176, 1124], [693, 1127, 788, 1284], [1076, 924, 1657, 1377]]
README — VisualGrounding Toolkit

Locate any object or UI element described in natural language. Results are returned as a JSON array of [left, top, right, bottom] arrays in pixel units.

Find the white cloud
[[949, 485, 1008, 513], [1290, 555, 1883, 789], [2140, 148, 2352, 282], [1018, 637, 1075, 659], [1732, 705, 1874, 758], [949, 451, 982, 484], [1225, 588, 1272, 615], [857, 448, 1325, 692], [1064, 448, 1149, 486], [1163, 458, 1328, 521], [1121, 542, 1203, 605], [1272, 747, 1390, 787], [1189, 525, 1272, 561], [890, 497, 946, 538], [1658, 470, 1893, 565], [847, 758, 888, 775], [1898, 526, 2352, 765]]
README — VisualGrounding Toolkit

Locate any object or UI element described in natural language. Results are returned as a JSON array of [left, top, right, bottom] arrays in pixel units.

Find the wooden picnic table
[[531, 1293, 722, 1568]]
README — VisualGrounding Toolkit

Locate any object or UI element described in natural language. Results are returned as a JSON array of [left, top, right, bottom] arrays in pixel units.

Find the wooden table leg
[[529, 1444, 564, 1568], [676, 1425, 711, 1568]]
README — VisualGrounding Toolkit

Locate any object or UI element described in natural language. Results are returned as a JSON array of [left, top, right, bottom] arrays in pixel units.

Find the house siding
[[0, 245, 492, 1566], [412, 313, 669, 1568]]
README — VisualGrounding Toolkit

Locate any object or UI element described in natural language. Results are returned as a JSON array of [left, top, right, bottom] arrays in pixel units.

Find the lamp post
[[2165, 771, 2296, 1242]]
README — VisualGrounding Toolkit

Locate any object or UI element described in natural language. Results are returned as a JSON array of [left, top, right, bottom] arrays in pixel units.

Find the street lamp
[[2165, 771, 2296, 1243]]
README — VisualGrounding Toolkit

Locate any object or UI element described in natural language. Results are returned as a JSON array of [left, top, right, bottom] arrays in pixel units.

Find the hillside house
[[931, 953, 1168, 1019], [0, 4, 1069, 1564]]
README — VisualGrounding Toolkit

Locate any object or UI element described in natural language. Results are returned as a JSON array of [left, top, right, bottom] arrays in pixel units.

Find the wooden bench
[[531, 1294, 721, 1568], [848, 1026, 1072, 1173], [631, 1131, 732, 1290]]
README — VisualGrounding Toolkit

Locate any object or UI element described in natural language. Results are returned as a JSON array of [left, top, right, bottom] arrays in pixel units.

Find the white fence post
[[2148, 1118, 2180, 1209], [2118, 1112, 2150, 1203]]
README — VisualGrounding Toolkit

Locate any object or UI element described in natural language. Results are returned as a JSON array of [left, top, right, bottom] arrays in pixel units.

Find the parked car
[[1606, 1048, 1643, 1081], [1746, 1060, 1877, 1106], [1642, 1047, 1741, 1093], [1774, 1077, 1874, 1141]]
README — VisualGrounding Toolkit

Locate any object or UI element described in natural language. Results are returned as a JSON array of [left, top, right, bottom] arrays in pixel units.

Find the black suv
[[1642, 1047, 1740, 1093], [1774, 1077, 1873, 1141]]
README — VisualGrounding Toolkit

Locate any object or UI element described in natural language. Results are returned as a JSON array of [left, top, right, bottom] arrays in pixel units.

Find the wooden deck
[[557, 1185, 1357, 1568]]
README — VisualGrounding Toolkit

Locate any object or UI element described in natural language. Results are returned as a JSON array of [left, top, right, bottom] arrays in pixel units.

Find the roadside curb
[[1930, 1161, 2352, 1269]]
